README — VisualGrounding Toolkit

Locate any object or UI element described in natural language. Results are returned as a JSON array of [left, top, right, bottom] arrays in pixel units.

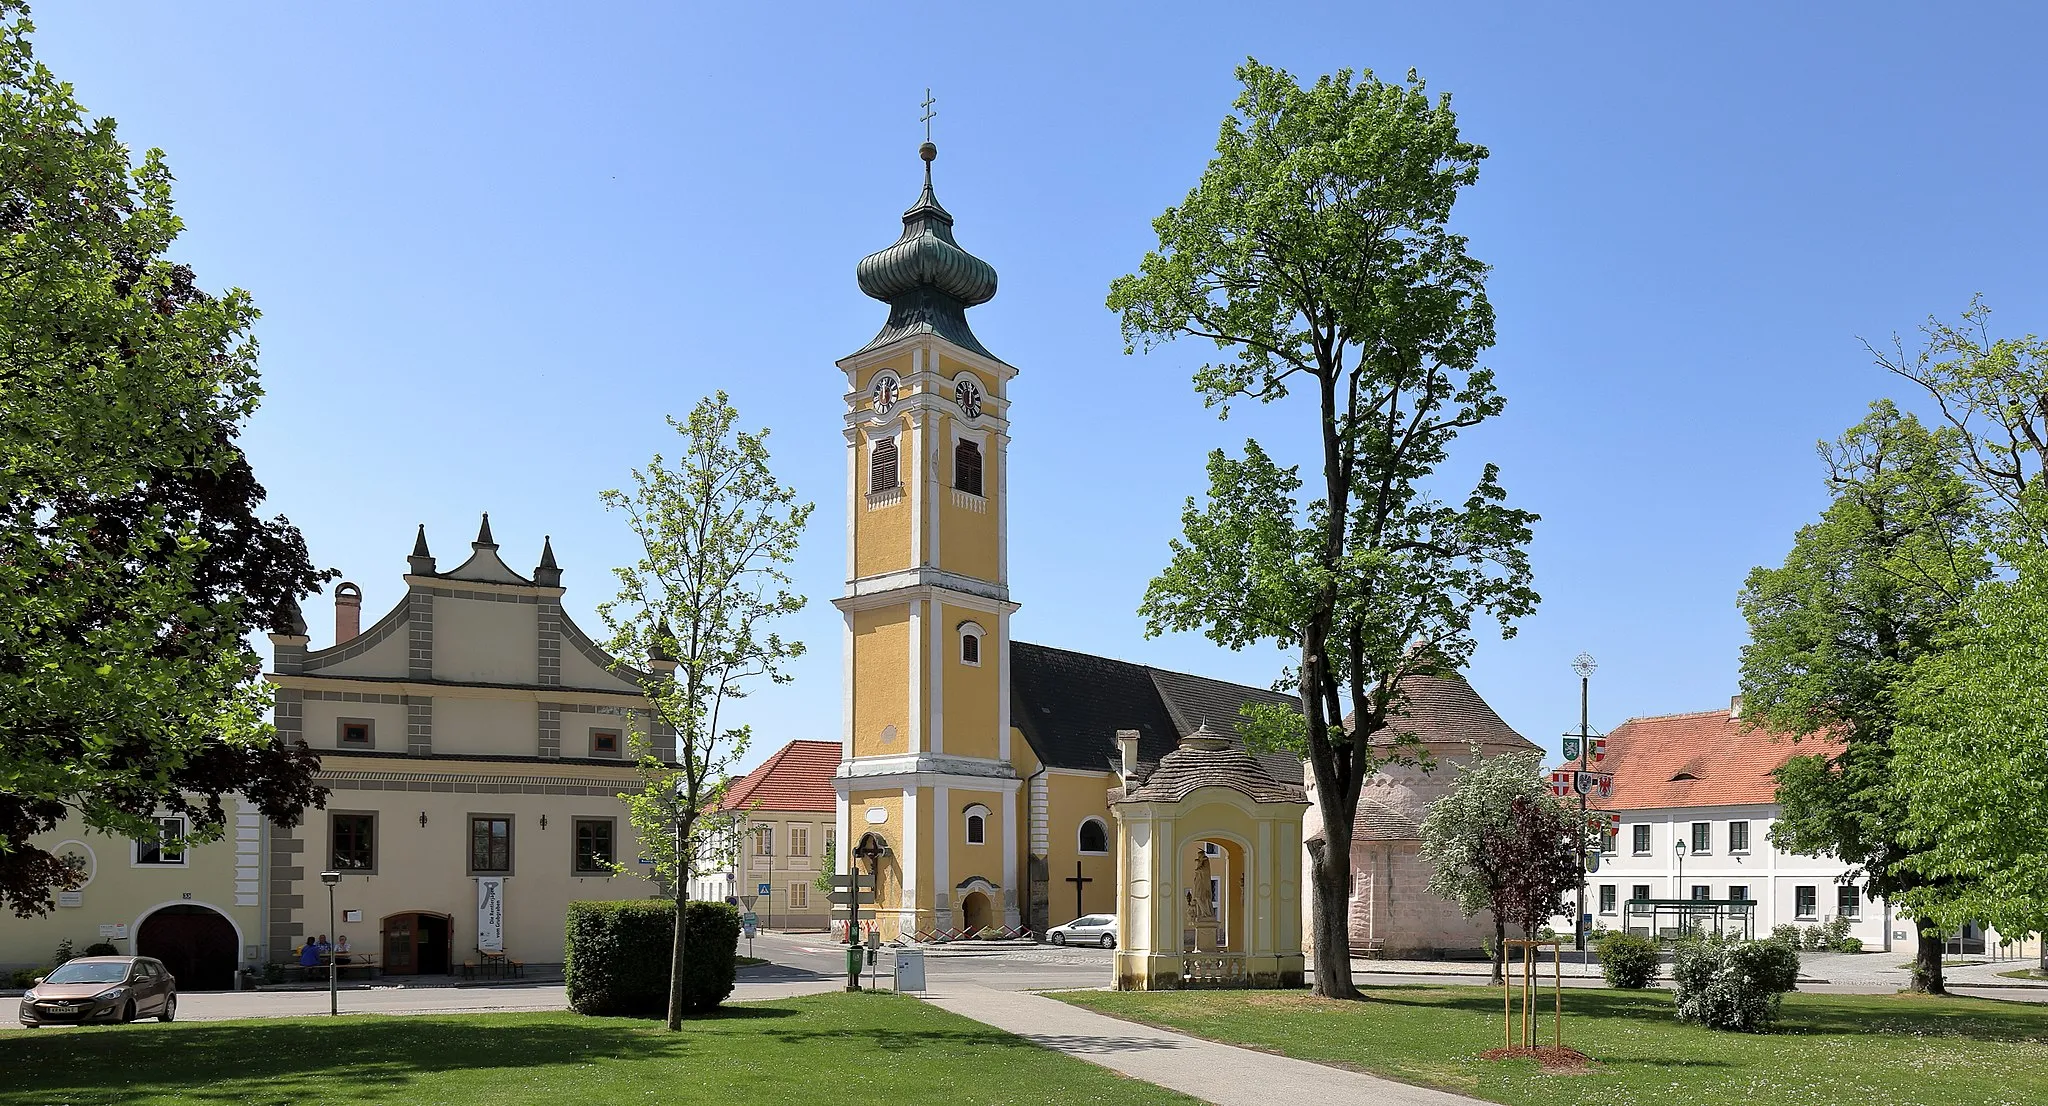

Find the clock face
[[869, 373, 900, 414], [954, 379, 983, 419]]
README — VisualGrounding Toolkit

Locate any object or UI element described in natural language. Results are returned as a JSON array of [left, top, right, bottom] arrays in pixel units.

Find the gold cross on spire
[[921, 88, 938, 142]]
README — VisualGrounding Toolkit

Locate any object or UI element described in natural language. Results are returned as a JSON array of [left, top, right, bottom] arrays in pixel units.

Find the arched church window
[[870, 437, 899, 494], [954, 438, 983, 497], [963, 804, 990, 846], [1078, 818, 1108, 855], [958, 621, 985, 667]]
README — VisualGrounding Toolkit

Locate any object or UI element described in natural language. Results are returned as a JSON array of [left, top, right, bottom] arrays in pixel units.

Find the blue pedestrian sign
[[758, 883, 771, 896]]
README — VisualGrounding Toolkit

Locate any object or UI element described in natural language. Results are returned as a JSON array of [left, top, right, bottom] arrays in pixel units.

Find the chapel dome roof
[[1114, 730, 1309, 806]]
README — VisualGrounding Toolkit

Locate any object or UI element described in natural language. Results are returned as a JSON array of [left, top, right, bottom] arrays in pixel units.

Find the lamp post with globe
[[319, 870, 341, 1016]]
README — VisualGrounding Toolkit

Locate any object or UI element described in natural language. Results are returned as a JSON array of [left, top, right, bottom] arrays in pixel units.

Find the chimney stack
[[1117, 729, 1141, 787], [1730, 694, 1744, 719], [334, 582, 362, 643]]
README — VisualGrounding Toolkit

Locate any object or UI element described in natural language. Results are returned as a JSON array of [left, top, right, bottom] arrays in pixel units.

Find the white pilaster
[[996, 429, 1010, 584], [933, 783, 951, 923], [907, 599, 923, 753], [901, 786, 920, 932], [996, 608, 1012, 762], [929, 599, 944, 755]]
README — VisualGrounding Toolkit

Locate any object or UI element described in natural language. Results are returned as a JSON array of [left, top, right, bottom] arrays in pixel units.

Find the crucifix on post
[[1065, 861, 1092, 919]]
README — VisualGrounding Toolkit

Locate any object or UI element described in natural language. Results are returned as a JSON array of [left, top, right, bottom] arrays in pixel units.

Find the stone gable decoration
[[1110, 727, 1310, 990]]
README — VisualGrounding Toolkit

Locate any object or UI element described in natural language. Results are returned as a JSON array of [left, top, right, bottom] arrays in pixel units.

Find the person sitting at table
[[333, 934, 352, 964], [298, 935, 328, 967]]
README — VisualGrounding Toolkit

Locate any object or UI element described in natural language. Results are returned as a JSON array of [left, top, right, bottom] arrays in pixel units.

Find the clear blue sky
[[32, 3, 2048, 773]]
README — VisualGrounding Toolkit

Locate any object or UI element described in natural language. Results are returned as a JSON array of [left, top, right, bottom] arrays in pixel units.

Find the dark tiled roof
[[1347, 673, 1537, 753], [1114, 736, 1309, 805], [1353, 797, 1422, 841], [1010, 642, 1184, 772]]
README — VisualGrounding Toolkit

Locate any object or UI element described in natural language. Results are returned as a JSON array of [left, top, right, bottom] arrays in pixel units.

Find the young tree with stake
[[600, 393, 810, 1031], [1112, 60, 1538, 998]]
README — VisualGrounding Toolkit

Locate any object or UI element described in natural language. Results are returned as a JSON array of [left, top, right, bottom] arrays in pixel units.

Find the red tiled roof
[[1593, 707, 1841, 811], [720, 740, 840, 813]]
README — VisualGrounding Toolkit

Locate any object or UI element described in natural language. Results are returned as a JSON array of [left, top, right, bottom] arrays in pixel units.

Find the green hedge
[[1596, 930, 1661, 989], [564, 899, 740, 1018]]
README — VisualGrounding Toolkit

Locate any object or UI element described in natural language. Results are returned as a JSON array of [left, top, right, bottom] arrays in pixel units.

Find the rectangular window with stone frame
[[573, 818, 614, 875], [469, 815, 513, 875], [331, 811, 376, 873], [869, 437, 899, 494], [789, 825, 809, 858], [1631, 824, 1650, 855], [337, 718, 374, 748], [589, 728, 621, 758], [954, 438, 983, 496], [134, 816, 186, 866]]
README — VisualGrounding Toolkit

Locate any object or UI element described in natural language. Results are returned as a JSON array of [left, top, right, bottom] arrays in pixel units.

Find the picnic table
[[463, 950, 525, 980], [283, 953, 378, 981]]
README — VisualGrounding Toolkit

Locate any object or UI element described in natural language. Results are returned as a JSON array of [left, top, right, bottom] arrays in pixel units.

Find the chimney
[[1117, 729, 1141, 787], [1730, 694, 1744, 719], [334, 582, 362, 643]]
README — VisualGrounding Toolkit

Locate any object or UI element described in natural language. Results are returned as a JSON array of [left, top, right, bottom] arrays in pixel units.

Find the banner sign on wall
[[477, 877, 505, 952]]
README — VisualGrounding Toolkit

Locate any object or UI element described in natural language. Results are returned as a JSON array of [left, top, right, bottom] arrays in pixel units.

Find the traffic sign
[[831, 874, 876, 892], [828, 886, 876, 906], [739, 894, 756, 910], [757, 883, 771, 896], [741, 911, 758, 927], [829, 905, 868, 920]]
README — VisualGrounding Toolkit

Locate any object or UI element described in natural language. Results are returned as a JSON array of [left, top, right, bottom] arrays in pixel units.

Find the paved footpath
[[924, 982, 1484, 1106]]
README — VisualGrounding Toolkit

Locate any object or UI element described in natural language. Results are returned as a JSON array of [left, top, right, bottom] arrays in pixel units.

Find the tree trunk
[[1491, 915, 1506, 985], [667, 820, 692, 1030], [1911, 926, 1946, 995], [1306, 837, 1359, 999]]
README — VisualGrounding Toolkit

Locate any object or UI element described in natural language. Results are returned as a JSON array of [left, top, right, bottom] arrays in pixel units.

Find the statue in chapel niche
[[1188, 848, 1217, 922]]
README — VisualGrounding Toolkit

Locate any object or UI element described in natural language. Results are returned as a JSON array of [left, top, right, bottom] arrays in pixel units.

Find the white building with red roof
[[691, 739, 840, 930], [1567, 697, 1895, 950]]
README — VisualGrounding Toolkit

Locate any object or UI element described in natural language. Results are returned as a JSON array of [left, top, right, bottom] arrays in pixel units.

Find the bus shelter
[[1623, 898, 1758, 941]]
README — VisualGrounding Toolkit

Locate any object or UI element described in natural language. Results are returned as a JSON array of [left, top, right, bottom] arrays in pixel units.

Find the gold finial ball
[[919, 141, 937, 162]]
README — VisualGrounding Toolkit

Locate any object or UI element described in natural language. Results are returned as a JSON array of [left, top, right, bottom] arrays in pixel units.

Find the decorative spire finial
[[474, 512, 496, 549], [408, 524, 436, 575], [534, 535, 562, 587]]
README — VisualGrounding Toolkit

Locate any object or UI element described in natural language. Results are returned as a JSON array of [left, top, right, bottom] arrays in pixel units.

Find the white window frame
[[789, 824, 810, 859], [963, 803, 990, 846], [1598, 884, 1617, 915], [133, 815, 188, 868], [1631, 824, 1651, 855], [1078, 817, 1110, 856], [1690, 821, 1712, 855], [1795, 885, 1818, 919], [1728, 819, 1750, 854], [957, 621, 985, 667], [753, 825, 774, 858]]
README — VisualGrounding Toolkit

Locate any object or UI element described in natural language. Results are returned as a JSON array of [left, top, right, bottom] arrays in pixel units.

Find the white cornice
[[834, 569, 1016, 611], [402, 574, 567, 600], [836, 335, 1019, 383], [267, 672, 649, 708]]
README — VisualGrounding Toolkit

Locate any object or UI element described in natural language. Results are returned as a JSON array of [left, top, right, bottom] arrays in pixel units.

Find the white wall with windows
[[1563, 801, 1893, 950]]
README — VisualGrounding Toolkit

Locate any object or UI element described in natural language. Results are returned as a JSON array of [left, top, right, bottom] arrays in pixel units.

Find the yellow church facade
[[832, 142, 1298, 941]]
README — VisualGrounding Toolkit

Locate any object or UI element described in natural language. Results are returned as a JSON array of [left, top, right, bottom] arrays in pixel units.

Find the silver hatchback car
[[1046, 914, 1118, 948], [18, 956, 178, 1027]]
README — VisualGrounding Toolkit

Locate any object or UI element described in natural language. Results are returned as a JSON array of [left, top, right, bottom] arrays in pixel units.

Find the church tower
[[834, 140, 1021, 937]]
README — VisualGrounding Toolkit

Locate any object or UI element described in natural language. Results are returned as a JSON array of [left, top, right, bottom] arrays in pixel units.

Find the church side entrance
[[960, 890, 993, 933], [381, 912, 452, 975]]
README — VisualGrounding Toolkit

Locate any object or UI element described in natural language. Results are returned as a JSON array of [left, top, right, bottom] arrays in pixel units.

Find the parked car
[[18, 956, 177, 1027], [1047, 914, 1118, 948]]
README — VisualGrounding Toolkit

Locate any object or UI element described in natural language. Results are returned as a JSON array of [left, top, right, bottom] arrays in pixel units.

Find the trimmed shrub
[[82, 942, 118, 957], [1840, 936, 1865, 954], [565, 899, 740, 1018], [1770, 923, 1804, 946], [1671, 933, 1801, 1032], [1596, 931, 1660, 989]]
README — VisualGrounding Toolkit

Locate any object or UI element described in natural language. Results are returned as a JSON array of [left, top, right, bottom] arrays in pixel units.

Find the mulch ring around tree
[[1477, 1045, 1595, 1074]]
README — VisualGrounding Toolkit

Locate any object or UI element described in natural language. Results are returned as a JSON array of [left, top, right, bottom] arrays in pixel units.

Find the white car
[[1047, 914, 1118, 948]]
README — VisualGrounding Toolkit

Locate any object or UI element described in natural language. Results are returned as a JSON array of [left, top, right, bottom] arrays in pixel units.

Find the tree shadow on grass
[[0, 1016, 707, 1105]]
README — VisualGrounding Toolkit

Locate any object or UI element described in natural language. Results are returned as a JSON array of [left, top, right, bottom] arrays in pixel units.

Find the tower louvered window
[[870, 437, 899, 494], [954, 439, 982, 496]]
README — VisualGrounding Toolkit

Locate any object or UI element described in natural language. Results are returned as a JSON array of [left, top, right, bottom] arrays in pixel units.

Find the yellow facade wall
[[938, 600, 1001, 761], [1044, 771, 1119, 925], [944, 787, 1005, 889], [847, 790, 906, 939], [851, 608, 909, 758], [854, 472, 910, 581]]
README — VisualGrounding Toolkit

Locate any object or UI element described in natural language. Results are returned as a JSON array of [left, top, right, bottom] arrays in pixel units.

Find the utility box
[[893, 948, 925, 993]]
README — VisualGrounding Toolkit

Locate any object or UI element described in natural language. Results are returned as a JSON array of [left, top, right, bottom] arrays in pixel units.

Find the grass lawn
[[1057, 986, 2048, 1106], [0, 993, 1195, 1106]]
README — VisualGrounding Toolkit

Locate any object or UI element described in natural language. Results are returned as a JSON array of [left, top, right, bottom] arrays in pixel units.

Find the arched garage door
[[136, 904, 238, 991]]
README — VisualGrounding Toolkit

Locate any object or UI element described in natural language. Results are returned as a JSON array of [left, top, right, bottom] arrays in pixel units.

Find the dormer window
[[870, 436, 899, 494], [958, 621, 985, 667], [954, 439, 983, 497]]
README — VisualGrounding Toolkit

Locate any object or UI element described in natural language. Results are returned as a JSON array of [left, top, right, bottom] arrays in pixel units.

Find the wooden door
[[382, 915, 416, 974]]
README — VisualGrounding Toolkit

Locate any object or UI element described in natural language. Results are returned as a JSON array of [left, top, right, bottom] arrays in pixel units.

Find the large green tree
[[0, 2, 331, 916], [599, 392, 809, 1030], [1111, 60, 1538, 998], [1871, 302, 2048, 937], [1419, 751, 1579, 984], [1737, 402, 1989, 992]]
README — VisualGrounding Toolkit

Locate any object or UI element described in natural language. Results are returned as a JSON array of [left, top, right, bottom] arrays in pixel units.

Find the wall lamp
[[418, 812, 429, 828]]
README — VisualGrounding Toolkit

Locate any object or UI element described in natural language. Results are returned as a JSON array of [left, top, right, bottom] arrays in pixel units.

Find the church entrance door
[[960, 891, 992, 934]]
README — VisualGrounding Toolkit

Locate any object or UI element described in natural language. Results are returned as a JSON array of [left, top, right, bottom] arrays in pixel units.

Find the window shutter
[[870, 437, 899, 494], [961, 633, 979, 664], [954, 439, 982, 496]]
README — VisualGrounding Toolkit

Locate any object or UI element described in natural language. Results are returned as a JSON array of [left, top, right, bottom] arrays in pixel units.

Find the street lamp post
[[1570, 654, 1597, 960], [319, 871, 341, 1017]]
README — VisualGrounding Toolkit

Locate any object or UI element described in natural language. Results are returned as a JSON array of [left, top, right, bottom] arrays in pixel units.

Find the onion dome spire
[[851, 142, 1002, 362]]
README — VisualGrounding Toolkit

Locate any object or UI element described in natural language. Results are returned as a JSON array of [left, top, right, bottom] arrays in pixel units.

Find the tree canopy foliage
[[1737, 401, 1989, 991], [1111, 59, 1537, 997], [599, 391, 808, 1028], [0, 2, 330, 916], [1419, 750, 1578, 984]]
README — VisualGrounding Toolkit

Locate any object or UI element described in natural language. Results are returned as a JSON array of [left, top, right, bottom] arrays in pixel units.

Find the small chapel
[[831, 140, 1535, 961]]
